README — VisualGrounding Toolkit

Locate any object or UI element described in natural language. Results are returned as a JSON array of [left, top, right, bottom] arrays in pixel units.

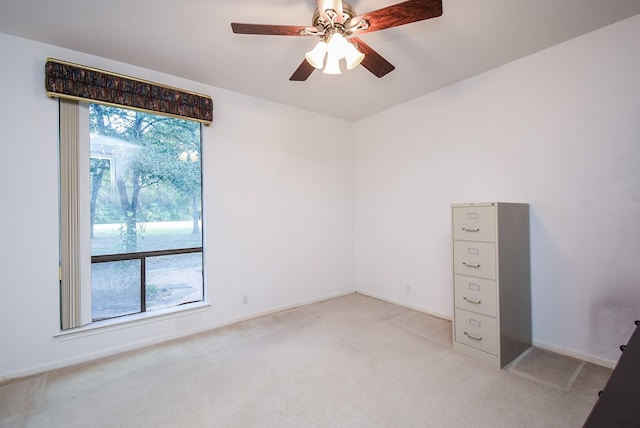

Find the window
[[89, 104, 204, 320], [60, 101, 204, 326]]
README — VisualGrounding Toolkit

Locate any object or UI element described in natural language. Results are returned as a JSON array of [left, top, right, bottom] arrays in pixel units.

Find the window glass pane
[[89, 104, 202, 256], [92, 260, 141, 320], [146, 253, 204, 312]]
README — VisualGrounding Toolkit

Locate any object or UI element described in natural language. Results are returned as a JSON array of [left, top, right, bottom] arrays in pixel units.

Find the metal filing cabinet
[[452, 202, 531, 368]]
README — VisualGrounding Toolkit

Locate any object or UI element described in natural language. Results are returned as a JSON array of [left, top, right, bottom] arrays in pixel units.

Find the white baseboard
[[212, 289, 357, 327], [1, 290, 356, 383], [356, 289, 452, 321], [2, 289, 616, 383], [356, 289, 618, 369], [532, 338, 617, 369]]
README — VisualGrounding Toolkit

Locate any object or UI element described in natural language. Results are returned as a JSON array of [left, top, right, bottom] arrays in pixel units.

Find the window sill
[[54, 301, 211, 341]]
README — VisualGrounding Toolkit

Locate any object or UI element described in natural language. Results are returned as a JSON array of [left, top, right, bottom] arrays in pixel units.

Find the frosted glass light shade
[[306, 33, 363, 75], [305, 42, 328, 69], [323, 52, 342, 74], [328, 33, 348, 59], [344, 42, 365, 69]]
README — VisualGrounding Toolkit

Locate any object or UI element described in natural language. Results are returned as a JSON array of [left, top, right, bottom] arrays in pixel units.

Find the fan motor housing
[[312, 2, 356, 30]]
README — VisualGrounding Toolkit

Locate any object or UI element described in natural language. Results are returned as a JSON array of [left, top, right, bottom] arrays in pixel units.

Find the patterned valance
[[45, 58, 213, 125]]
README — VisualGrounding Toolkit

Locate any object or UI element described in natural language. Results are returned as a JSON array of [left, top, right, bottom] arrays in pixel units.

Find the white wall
[[2, 14, 638, 380], [354, 15, 640, 366], [0, 33, 355, 380]]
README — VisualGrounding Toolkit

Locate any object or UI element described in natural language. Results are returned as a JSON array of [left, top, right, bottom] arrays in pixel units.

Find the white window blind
[[59, 99, 92, 329]]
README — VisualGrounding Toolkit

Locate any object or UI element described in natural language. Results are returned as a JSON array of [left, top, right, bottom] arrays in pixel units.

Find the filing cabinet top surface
[[451, 202, 528, 208]]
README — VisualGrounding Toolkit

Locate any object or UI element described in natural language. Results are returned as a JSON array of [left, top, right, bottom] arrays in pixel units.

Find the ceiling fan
[[231, 0, 443, 81]]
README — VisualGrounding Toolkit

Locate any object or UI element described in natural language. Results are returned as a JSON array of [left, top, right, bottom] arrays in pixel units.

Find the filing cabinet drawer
[[453, 241, 496, 279], [454, 308, 498, 356], [454, 275, 497, 317], [452, 205, 496, 242]]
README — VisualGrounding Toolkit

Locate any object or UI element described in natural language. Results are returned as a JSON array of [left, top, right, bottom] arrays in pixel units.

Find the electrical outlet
[[242, 295, 249, 305]]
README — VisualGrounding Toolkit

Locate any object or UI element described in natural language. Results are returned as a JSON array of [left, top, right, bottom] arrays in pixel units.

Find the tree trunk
[[115, 169, 141, 252]]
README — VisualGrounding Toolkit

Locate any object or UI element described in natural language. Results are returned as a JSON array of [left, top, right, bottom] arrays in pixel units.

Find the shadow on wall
[[529, 207, 571, 344], [531, 201, 640, 364], [591, 292, 639, 362], [588, 199, 640, 361]]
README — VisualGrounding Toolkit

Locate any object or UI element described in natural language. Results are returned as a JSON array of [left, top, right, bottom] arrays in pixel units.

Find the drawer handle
[[463, 296, 481, 304], [464, 332, 482, 341], [462, 262, 481, 268], [462, 227, 480, 232]]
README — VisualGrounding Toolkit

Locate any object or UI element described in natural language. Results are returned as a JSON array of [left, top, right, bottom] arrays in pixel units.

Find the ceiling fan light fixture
[[231, 0, 443, 81], [344, 42, 365, 70], [327, 32, 348, 58], [323, 51, 342, 74], [305, 41, 328, 69]]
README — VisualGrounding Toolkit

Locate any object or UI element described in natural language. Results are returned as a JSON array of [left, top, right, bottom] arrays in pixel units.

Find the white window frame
[[58, 100, 207, 332]]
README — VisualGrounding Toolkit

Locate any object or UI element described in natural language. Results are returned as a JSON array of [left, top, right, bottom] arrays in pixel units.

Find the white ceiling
[[1, 0, 639, 121]]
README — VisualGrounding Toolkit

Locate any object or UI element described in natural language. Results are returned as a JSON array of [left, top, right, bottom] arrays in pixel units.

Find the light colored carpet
[[507, 347, 587, 391], [0, 293, 611, 428], [389, 311, 452, 346]]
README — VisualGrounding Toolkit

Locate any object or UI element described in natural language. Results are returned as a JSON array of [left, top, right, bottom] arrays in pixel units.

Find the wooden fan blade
[[350, 0, 442, 34], [350, 37, 395, 78], [290, 59, 316, 81], [231, 23, 313, 36]]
